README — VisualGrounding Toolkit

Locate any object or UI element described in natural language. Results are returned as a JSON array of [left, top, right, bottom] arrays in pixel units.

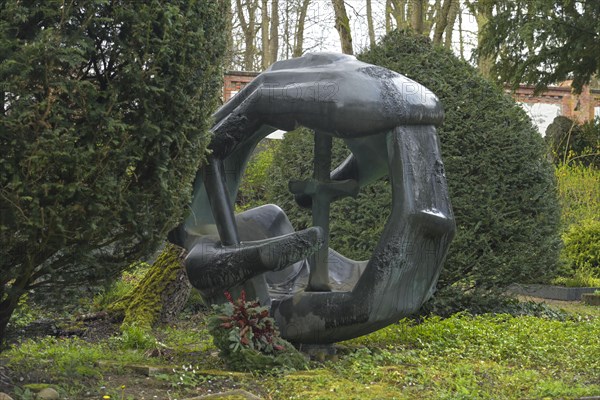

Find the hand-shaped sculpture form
[[169, 53, 456, 344]]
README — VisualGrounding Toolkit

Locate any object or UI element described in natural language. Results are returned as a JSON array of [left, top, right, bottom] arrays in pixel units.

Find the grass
[[2, 302, 599, 399]]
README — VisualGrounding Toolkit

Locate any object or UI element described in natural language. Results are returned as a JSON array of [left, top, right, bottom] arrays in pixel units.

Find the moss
[[108, 243, 188, 330]]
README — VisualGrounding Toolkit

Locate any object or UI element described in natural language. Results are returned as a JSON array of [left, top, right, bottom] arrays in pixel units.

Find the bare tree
[[457, 2, 465, 59], [432, 0, 452, 44], [366, 0, 376, 47], [465, 0, 494, 77], [261, 0, 270, 68], [431, 0, 459, 46], [443, 0, 460, 48], [410, 0, 424, 34], [235, 0, 260, 70], [293, 0, 311, 57], [386, 0, 437, 35], [385, 0, 392, 33], [388, 0, 408, 31], [269, 0, 279, 62], [423, 0, 440, 36], [260, 0, 279, 69], [332, 0, 354, 54]]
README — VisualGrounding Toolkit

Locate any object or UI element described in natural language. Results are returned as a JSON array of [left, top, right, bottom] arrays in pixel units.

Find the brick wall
[[223, 71, 260, 103], [508, 84, 600, 124]]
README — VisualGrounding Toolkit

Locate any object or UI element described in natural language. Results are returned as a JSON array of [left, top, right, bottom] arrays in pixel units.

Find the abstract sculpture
[[169, 53, 456, 344]]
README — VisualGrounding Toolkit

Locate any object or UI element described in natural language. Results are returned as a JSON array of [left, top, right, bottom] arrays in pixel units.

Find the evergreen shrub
[[0, 0, 228, 341], [265, 31, 561, 302]]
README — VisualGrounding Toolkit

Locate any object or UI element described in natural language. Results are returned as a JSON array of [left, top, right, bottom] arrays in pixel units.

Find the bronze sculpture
[[169, 53, 456, 343]]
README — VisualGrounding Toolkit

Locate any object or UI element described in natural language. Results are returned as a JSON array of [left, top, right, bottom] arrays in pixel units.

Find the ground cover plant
[[1, 296, 599, 399]]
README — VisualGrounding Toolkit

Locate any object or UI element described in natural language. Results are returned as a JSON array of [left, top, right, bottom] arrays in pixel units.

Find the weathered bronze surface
[[169, 53, 456, 344]]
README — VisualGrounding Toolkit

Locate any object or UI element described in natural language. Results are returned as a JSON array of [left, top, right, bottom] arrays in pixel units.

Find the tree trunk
[[458, 4, 465, 60], [236, 0, 258, 70], [423, 0, 440, 37], [0, 297, 18, 349], [293, 0, 311, 57], [0, 260, 33, 348], [331, 0, 354, 55], [260, 0, 279, 69], [269, 0, 279, 65], [389, 0, 407, 31], [474, 2, 494, 78], [224, 4, 235, 70], [109, 244, 191, 330], [385, 0, 392, 33], [410, 0, 424, 34], [433, 0, 452, 44], [398, 0, 407, 28], [366, 0, 376, 48], [283, 0, 290, 59], [444, 0, 460, 49], [261, 0, 270, 69]]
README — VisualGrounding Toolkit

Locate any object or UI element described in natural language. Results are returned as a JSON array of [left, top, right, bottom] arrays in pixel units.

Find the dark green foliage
[[419, 288, 568, 321], [546, 117, 600, 167], [359, 31, 561, 291], [0, 1, 228, 342], [477, 0, 600, 94], [266, 31, 561, 302], [208, 291, 307, 372]]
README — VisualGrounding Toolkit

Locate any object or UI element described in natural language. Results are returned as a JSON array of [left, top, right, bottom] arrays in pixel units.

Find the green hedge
[[264, 30, 561, 299], [0, 0, 228, 339]]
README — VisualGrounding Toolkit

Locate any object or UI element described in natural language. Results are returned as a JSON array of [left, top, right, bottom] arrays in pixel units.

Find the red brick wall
[[223, 71, 260, 103], [508, 84, 600, 124]]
